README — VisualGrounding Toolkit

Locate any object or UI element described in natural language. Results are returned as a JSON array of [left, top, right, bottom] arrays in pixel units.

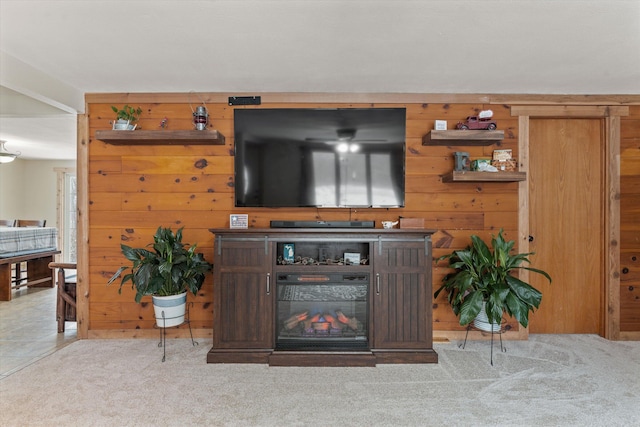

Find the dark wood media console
[[207, 228, 438, 366]]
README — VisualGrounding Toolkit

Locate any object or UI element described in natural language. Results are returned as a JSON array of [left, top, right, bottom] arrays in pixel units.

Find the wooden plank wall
[[620, 105, 640, 335], [85, 94, 639, 339]]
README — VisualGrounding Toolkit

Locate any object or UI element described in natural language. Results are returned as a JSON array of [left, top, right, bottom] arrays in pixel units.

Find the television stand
[[207, 228, 437, 366]]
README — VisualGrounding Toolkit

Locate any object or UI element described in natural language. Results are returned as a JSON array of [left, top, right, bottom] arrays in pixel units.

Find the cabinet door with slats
[[373, 239, 432, 349], [213, 240, 273, 349]]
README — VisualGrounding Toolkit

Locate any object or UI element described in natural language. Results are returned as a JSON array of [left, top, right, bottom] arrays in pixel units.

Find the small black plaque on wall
[[229, 96, 261, 106]]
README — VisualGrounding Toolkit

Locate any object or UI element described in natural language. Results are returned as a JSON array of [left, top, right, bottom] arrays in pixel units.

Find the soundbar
[[270, 220, 375, 229]]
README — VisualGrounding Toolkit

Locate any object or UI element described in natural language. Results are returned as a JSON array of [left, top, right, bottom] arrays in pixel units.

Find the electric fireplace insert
[[276, 273, 369, 351]]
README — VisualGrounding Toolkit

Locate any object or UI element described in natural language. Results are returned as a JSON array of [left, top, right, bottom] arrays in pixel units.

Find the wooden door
[[373, 239, 432, 349], [528, 118, 603, 334]]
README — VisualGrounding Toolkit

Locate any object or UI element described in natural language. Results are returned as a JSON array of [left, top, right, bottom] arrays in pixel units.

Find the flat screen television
[[234, 108, 406, 208]]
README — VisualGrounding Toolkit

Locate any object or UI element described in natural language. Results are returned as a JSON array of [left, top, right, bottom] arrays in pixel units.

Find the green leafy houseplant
[[434, 229, 551, 328], [111, 104, 143, 124], [107, 226, 212, 303]]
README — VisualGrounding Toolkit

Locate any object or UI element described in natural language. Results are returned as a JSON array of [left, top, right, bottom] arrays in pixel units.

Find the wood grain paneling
[[620, 105, 640, 332], [90, 174, 234, 193], [84, 95, 640, 339]]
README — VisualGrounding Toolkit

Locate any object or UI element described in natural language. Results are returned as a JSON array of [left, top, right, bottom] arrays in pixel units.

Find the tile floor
[[0, 286, 77, 380]]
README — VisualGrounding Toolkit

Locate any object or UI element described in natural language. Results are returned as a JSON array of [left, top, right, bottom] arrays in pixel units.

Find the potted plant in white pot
[[111, 104, 143, 130], [434, 229, 551, 332], [107, 226, 212, 327]]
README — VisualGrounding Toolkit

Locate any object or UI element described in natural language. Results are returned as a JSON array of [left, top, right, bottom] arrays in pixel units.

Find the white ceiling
[[1, 0, 639, 160]]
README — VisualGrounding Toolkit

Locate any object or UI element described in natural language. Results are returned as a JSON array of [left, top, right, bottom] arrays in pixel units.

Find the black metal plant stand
[[156, 302, 197, 362], [459, 319, 507, 366]]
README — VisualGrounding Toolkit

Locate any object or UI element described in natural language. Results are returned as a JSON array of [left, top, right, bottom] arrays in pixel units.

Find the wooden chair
[[48, 262, 77, 333], [15, 219, 46, 227]]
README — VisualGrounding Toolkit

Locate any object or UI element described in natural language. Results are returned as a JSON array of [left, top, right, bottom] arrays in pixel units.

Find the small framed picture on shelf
[[344, 252, 361, 265], [230, 214, 248, 229], [491, 158, 517, 171], [283, 244, 295, 262], [492, 149, 513, 161]]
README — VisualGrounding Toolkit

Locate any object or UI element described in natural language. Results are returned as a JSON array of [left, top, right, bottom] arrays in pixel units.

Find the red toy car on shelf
[[456, 110, 497, 130]]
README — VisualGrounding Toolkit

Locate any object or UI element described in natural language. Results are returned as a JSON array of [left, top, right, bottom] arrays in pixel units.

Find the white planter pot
[[113, 119, 136, 130], [152, 292, 187, 328], [473, 302, 501, 333]]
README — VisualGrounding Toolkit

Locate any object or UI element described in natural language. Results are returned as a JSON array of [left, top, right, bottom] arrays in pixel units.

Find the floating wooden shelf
[[423, 130, 505, 145], [96, 129, 225, 145], [442, 170, 526, 182]]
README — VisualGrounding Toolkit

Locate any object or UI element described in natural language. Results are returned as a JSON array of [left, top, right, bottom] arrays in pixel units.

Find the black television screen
[[234, 108, 406, 208]]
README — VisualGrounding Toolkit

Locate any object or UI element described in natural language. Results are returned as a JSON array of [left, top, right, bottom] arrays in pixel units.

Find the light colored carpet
[[1, 334, 639, 426]]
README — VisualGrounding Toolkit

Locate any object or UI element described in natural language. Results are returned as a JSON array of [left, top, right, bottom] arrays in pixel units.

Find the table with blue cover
[[0, 227, 60, 301]]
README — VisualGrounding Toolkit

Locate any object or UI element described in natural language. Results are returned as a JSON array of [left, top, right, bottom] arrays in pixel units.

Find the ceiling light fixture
[[0, 140, 20, 163], [336, 142, 360, 153]]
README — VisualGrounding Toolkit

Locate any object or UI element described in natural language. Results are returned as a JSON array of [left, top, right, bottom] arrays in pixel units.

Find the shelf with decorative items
[[428, 110, 521, 182], [95, 129, 226, 145], [442, 170, 526, 182], [422, 130, 505, 146]]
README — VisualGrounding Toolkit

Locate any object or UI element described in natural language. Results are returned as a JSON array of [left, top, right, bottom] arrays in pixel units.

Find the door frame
[[54, 167, 76, 263], [511, 105, 628, 340], [76, 113, 88, 339]]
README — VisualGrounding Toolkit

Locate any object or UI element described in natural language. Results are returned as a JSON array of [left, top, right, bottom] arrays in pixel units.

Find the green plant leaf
[[522, 266, 552, 283], [106, 266, 129, 285], [505, 275, 543, 308], [459, 290, 483, 325], [486, 291, 505, 325], [505, 292, 528, 327]]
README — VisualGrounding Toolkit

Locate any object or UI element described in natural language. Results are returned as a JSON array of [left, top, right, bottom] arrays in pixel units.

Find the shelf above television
[[96, 129, 225, 145], [422, 130, 505, 145], [442, 171, 526, 182]]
